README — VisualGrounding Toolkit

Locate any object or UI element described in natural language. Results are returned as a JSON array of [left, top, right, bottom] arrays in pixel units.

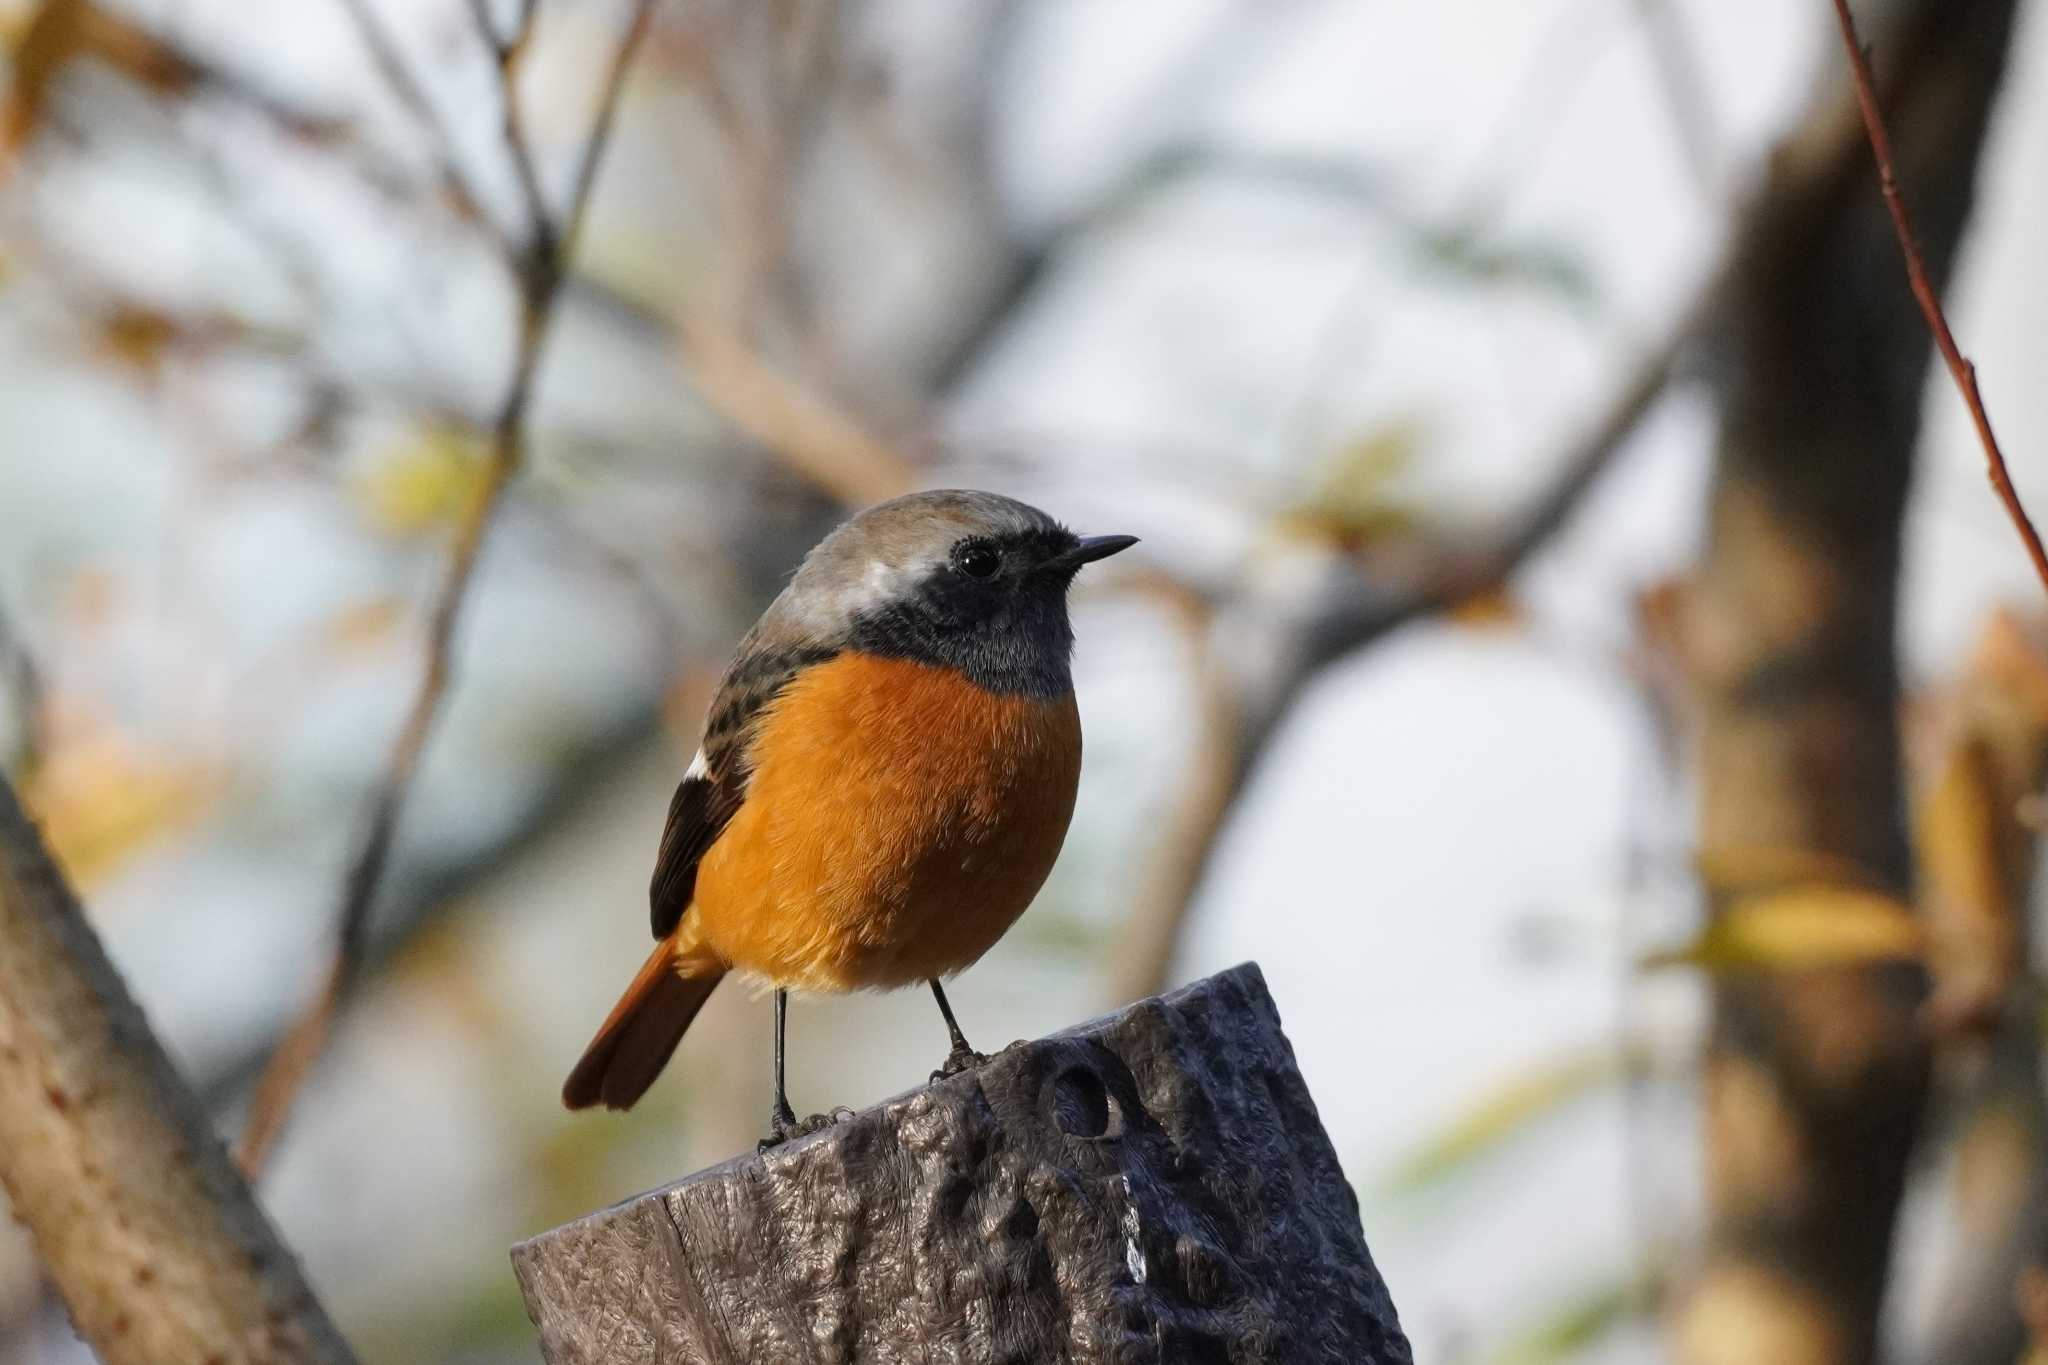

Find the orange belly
[[690, 652, 1082, 991]]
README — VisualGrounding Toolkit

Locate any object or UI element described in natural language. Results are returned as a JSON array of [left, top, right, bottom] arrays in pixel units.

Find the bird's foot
[[758, 1104, 846, 1151], [930, 1046, 989, 1084], [758, 1098, 800, 1152]]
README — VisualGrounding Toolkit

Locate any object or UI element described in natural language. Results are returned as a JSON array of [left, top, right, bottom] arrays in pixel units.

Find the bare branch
[[0, 778, 357, 1365], [678, 318, 916, 506], [333, 0, 493, 232], [558, 0, 656, 277], [238, 0, 661, 1175], [1102, 0, 2022, 1006], [233, 443, 517, 1174], [466, 0, 553, 255], [1107, 313, 1687, 1004], [1826, 0, 2048, 596]]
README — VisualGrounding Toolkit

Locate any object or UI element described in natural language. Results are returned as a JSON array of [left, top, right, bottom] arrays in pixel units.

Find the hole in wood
[[1051, 1063, 1120, 1139]]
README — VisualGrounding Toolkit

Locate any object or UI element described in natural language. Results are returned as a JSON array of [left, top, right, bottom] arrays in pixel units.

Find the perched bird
[[562, 489, 1136, 1142]]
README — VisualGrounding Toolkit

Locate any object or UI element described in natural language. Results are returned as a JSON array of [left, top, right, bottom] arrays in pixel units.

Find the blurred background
[[4, 0, 2048, 1361]]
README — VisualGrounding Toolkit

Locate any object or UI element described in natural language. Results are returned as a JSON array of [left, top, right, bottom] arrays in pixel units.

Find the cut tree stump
[[511, 962, 1410, 1364]]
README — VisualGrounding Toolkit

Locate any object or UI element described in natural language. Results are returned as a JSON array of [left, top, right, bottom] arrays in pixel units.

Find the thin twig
[[234, 459, 516, 1174], [466, 0, 554, 255], [561, 0, 657, 271], [677, 318, 915, 504], [238, 0, 660, 1176], [1826, 0, 2048, 595], [334, 0, 492, 231]]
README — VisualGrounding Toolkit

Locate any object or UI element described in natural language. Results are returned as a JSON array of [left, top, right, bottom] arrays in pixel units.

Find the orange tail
[[562, 936, 726, 1112]]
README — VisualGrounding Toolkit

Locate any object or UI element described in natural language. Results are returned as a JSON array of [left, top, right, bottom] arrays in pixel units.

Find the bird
[[561, 489, 1136, 1143]]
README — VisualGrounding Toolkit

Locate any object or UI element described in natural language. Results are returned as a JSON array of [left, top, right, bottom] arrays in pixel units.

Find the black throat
[[846, 579, 1076, 699]]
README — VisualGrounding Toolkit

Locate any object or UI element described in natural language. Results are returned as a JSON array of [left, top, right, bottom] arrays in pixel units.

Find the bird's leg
[[762, 988, 799, 1148], [928, 978, 987, 1081], [760, 989, 842, 1150]]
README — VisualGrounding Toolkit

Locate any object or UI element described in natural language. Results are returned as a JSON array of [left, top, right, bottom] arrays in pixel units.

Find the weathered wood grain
[[513, 963, 1409, 1364]]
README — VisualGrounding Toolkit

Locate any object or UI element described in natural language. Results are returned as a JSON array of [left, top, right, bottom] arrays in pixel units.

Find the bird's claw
[[930, 1046, 989, 1084], [759, 1105, 845, 1151]]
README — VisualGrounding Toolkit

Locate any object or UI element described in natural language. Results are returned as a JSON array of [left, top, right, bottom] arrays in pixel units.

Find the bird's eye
[[953, 542, 1001, 578]]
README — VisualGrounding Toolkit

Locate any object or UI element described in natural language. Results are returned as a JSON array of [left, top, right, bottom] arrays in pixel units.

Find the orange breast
[[691, 652, 1082, 991]]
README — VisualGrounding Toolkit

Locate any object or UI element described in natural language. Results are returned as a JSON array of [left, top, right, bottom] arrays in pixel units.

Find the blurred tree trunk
[[1671, 3, 2022, 1362]]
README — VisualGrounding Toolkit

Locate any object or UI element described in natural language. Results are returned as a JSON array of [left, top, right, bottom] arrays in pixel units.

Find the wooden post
[[512, 963, 1410, 1364]]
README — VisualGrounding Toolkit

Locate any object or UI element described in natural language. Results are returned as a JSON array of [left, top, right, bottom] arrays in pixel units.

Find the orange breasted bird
[[562, 489, 1136, 1142]]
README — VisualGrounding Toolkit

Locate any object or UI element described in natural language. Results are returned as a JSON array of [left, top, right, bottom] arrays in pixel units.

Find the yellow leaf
[[1315, 418, 1422, 504], [1642, 887, 1921, 972], [356, 424, 489, 537], [1275, 417, 1426, 552], [21, 706, 216, 888]]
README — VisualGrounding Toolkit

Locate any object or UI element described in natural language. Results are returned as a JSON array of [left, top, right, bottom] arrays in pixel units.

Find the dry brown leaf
[[1447, 585, 1522, 630], [5, 0, 199, 161], [94, 305, 179, 372], [1970, 608, 2048, 723]]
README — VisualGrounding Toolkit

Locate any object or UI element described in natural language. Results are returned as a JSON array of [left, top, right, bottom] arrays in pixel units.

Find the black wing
[[648, 764, 742, 937], [648, 637, 838, 938]]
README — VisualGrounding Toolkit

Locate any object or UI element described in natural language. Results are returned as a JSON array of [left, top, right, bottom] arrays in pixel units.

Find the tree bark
[[0, 778, 356, 1365], [512, 963, 1410, 1365], [1672, 3, 2022, 1361]]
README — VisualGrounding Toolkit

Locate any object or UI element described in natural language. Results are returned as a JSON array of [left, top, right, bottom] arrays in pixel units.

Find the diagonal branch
[[237, 0, 661, 1176], [333, 0, 493, 233], [1102, 0, 2022, 1009], [0, 778, 358, 1365], [1107, 311, 1689, 1005], [466, 0, 553, 255], [1826, 0, 2048, 595]]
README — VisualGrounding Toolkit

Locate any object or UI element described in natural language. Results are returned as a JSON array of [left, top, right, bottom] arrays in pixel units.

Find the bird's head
[[790, 489, 1137, 696]]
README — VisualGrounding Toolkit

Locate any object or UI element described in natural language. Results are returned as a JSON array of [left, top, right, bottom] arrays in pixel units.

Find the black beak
[[1060, 534, 1139, 569]]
